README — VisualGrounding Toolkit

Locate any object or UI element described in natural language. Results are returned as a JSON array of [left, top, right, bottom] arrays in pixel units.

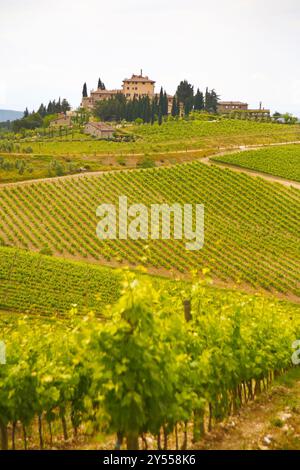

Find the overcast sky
[[1, 0, 300, 115]]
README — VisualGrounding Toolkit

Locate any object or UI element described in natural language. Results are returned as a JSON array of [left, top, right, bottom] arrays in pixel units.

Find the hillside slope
[[0, 161, 299, 298]]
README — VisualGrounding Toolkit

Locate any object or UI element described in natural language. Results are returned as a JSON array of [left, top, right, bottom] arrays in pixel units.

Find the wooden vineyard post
[[183, 299, 192, 322]]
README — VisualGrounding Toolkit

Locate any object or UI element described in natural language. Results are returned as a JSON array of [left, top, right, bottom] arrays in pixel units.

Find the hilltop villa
[[81, 71, 270, 119], [81, 71, 174, 113]]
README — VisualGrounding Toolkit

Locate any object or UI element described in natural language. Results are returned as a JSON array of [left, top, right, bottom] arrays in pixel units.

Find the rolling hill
[[0, 109, 23, 122]]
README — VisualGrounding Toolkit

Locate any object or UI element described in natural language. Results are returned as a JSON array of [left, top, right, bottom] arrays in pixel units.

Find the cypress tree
[[37, 103, 47, 117], [158, 110, 163, 126], [163, 91, 168, 115], [205, 87, 210, 112], [205, 88, 219, 113], [47, 101, 54, 114], [158, 87, 164, 117], [144, 96, 151, 123], [56, 97, 62, 113], [210, 89, 219, 113], [98, 78, 106, 90], [82, 82, 88, 98], [194, 89, 204, 111], [132, 97, 138, 121], [126, 101, 133, 122], [151, 96, 157, 124], [171, 96, 178, 117], [61, 98, 71, 114], [137, 97, 143, 120], [176, 80, 194, 115]]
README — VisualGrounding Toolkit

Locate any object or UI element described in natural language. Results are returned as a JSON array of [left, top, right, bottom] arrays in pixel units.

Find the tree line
[[34, 98, 71, 117], [93, 88, 169, 124], [12, 98, 71, 132], [91, 79, 219, 124], [174, 80, 218, 115]]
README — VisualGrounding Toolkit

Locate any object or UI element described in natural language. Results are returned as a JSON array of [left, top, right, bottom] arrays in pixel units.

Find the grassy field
[[211, 144, 300, 182], [0, 160, 299, 297], [0, 148, 213, 183], [1, 119, 300, 183], [15, 120, 300, 155]]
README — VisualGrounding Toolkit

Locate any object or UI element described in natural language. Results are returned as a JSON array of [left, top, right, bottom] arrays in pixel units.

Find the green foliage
[[12, 113, 43, 132], [171, 96, 179, 117], [48, 159, 65, 176], [94, 94, 154, 123], [0, 156, 29, 174], [205, 88, 219, 113], [61, 99, 71, 114], [282, 113, 298, 125], [137, 155, 155, 168], [42, 114, 59, 128], [11, 97, 71, 133], [23, 146, 33, 154], [176, 80, 194, 115], [194, 89, 204, 111], [0, 273, 299, 449]]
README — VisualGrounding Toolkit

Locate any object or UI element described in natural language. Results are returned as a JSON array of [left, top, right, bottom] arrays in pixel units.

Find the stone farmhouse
[[49, 113, 72, 127], [82, 71, 174, 114], [218, 101, 270, 118], [84, 122, 115, 138], [217, 101, 249, 112]]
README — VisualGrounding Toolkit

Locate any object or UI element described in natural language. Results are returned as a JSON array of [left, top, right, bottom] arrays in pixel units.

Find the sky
[[1, 0, 300, 115]]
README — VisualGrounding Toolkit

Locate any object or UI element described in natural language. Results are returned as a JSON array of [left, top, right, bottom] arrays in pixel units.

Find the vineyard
[[0, 273, 299, 450], [0, 247, 120, 315], [3, 119, 300, 157], [0, 161, 299, 297], [1, 119, 300, 184], [1, 246, 289, 319], [212, 144, 300, 182]]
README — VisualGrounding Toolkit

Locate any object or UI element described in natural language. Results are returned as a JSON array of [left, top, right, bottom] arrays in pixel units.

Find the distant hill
[[0, 109, 23, 122]]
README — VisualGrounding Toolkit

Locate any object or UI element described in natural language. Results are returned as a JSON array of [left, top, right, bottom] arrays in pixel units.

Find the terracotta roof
[[123, 74, 155, 84], [86, 122, 115, 131], [91, 89, 121, 95], [218, 101, 248, 105]]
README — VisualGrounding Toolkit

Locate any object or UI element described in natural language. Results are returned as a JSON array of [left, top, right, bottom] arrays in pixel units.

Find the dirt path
[[1, 140, 300, 188], [194, 368, 300, 450], [201, 145, 300, 190]]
